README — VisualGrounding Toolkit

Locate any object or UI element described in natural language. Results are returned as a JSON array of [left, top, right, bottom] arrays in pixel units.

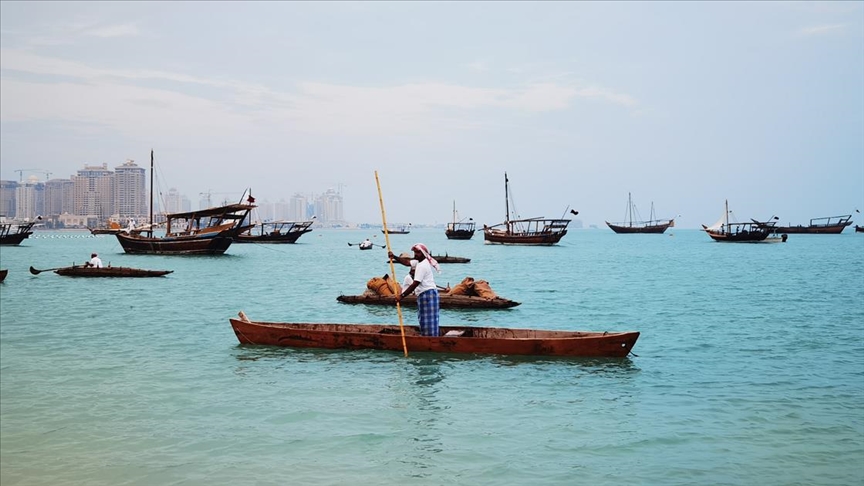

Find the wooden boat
[[445, 201, 475, 240], [337, 292, 520, 309], [606, 193, 674, 234], [0, 219, 38, 245], [702, 200, 785, 243], [115, 151, 254, 255], [754, 215, 853, 234], [229, 313, 640, 358], [30, 265, 172, 277], [483, 173, 573, 245], [433, 254, 470, 264], [88, 221, 122, 235], [856, 225, 864, 233], [0, 269, 7, 283], [383, 224, 411, 235], [234, 220, 314, 244]]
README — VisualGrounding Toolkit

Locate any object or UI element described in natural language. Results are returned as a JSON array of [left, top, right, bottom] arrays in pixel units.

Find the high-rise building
[[0, 180, 17, 218], [289, 193, 310, 221], [114, 159, 147, 220], [44, 179, 75, 220], [14, 176, 44, 220], [73, 164, 114, 225], [315, 188, 343, 224]]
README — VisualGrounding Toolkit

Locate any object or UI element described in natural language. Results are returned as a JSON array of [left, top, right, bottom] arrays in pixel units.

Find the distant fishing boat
[[754, 214, 853, 234], [606, 193, 674, 234], [702, 200, 786, 243], [383, 223, 411, 235], [445, 201, 475, 240], [856, 225, 864, 233], [234, 220, 315, 244], [482, 173, 574, 246], [29, 265, 172, 277]]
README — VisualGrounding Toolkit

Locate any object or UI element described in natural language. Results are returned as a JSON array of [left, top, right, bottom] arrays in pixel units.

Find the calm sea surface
[[1, 228, 862, 486]]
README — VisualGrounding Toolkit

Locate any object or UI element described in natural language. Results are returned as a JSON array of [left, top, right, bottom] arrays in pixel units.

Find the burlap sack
[[367, 275, 399, 296], [449, 277, 475, 296], [473, 280, 497, 299]]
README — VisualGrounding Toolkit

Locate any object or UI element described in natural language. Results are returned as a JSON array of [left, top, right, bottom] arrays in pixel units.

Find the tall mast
[[504, 172, 510, 225], [452, 200, 457, 224], [149, 149, 154, 237], [627, 192, 633, 227]]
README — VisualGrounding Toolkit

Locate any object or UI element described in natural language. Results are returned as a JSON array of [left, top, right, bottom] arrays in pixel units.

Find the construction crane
[[15, 169, 52, 182], [198, 190, 240, 209]]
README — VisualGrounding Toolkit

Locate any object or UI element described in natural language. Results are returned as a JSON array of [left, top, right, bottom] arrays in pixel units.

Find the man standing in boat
[[390, 243, 441, 337]]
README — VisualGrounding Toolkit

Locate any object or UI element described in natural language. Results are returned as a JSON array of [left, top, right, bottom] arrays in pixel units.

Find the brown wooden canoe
[[52, 266, 173, 277], [229, 314, 639, 358], [337, 293, 520, 309]]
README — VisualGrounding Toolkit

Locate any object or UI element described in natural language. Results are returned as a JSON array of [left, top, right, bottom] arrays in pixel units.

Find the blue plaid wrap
[[415, 288, 440, 337]]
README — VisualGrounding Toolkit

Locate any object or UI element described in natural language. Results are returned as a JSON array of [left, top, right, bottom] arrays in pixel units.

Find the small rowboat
[[337, 293, 520, 309], [30, 265, 172, 277], [230, 313, 639, 358]]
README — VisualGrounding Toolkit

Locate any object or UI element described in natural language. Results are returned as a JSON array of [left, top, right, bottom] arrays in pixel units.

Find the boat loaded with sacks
[[230, 312, 640, 358], [338, 276, 519, 309]]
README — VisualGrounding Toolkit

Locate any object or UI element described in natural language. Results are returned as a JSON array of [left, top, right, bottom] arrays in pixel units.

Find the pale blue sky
[[1, 1, 862, 228]]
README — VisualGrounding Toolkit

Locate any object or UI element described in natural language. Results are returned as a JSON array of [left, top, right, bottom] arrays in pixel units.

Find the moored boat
[[383, 223, 411, 235], [483, 173, 574, 245], [755, 215, 853, 234], [0, 269, 7, 282], [0, 219, 39, 245], [606, 193, 674, 234], [445, 201, 475, 240], [702, 200, 785, 243], [856, 225, 864, 233], [29, 265, 172, 277], [337, 292, 519, 309], [230, 313, 639, 358], [115, 151, 254, 255], [234, 220, 314, 244]]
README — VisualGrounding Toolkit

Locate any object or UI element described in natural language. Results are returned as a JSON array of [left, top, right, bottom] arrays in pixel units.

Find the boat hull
[[856, 225, 864, 233], [229, 319, 639, 358], [771, 224, 850, 234], [0, 222, 36, 246], [606, 222, 671, 234], [234, 230, 311, 244], [483, 230, 567, 246], [445, 229, 475, 240], [54, 266, 173, 277], [702, 227, 775, 243], [337, 293, 520, 309], [0, 269, 7, 282], [116, 232, 234, 255]]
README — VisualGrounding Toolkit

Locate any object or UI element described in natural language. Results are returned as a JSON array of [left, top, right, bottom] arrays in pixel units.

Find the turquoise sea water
[[1, 228, 862, 486]]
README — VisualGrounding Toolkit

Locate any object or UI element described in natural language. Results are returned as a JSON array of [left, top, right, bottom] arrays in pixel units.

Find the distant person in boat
[[402, 259, 418, 293], [390, 243, 441, 337], [362, 238, 372, 247], [85, 253, 103, 268]]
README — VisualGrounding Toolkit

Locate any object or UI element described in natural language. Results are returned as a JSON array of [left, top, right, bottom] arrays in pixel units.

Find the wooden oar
[[375, 171, 408, 358], [29, 265, 71, 275]]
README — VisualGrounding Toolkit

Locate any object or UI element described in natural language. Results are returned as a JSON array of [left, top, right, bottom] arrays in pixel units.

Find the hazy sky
[[1, 1, 862, 228]]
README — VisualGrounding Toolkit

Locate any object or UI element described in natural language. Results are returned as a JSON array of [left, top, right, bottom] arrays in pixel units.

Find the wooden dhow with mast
[[445, 200, 475, 240], [606, 193, 674, 234], [702, 200, 786, 243], [115, 150, 255, 255], [482, 172, 574, 245]]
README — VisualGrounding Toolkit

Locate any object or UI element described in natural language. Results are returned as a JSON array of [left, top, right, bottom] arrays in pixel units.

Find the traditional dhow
[[483, 173, 573, 245], [445, 201, 475, 240], [383, 224, 411, 235], [755, 215, 854, 234], [606, 193, 674, 234], [230, 313, 639, 358], [337, 293, 519, 309], [234, 220, 314, 244], [702, 200, 785, 243], [30, 265, 172, 277], [115, 203, 254, 254], [0, 219, 38, 245], [856, 225, 864, 233]]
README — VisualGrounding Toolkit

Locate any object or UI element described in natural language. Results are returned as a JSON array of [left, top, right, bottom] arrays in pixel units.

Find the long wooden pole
[[374, 171, 408, 357]]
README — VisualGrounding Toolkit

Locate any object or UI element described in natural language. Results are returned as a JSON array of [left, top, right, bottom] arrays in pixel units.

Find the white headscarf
[[411, 243, 440, 273]]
